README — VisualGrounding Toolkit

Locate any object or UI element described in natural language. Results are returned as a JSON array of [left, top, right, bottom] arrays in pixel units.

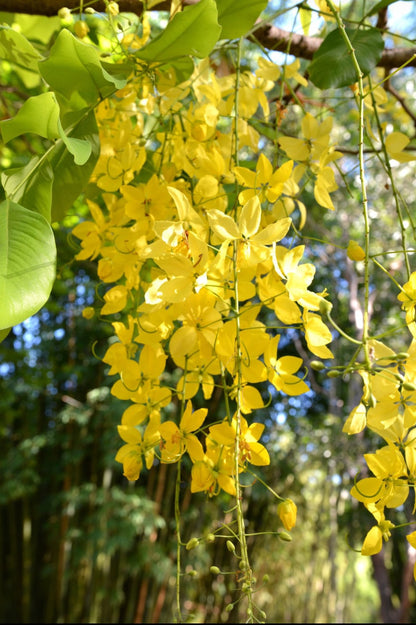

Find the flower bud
[[210, 566, 221, 575], [327, 369, 341, 378], [74, 20, 90, 38], [347, 240, 365, 261], [186, 537, 199, 551], [310, 360, 325, 371], [58, 7, 71, 20], [82, 306, 95, 319], [277, 499, 297, 531], [278, 531, 293, 542], [225, 604, 234, 613], [206, 533, 215, 543], [403, 381, 416, 391], [226, 540, 236, 553], [106, 1, 120, 16]]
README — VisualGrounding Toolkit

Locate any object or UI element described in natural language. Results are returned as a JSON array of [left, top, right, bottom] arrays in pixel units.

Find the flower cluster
[[73, 53, 338, 505], [344, 337, 416, 567]]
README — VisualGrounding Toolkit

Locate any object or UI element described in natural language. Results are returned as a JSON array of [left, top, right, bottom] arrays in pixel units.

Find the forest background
[[1, 0, 416, 623]]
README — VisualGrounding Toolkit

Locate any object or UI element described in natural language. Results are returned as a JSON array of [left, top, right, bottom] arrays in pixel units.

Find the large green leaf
[[0, 25, 42, 71], [136, 0, 221, 63], [216, 0, 267, 38], [0, 92, 60, 143], [309, 27, 384, 89], [0, 200, 56, 329], [39, 29, 125, 109]]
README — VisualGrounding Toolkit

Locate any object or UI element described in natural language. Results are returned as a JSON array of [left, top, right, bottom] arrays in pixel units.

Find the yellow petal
[[239, 196, 261, 238], [343, 403, 367, 435], [351, 477, 384, 503], [207, 209, 240, 241], [361, 526, 383, 556], [117, 425, 142, 444]]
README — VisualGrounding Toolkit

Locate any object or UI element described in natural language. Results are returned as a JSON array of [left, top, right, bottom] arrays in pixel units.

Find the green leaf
[[158, 57, 195, 86], [367, 0, 410, 17], [0, 92, 60, 143], [0, 200, 56, 329], [57, 120, 92, 166], [50, 111, 100, 221], [1, 112, 99, 222], [39, 29, 125, 109], [0, 25, 42, 71], [136, 0, 221, 63], [14, 14, 61, 45], [1, 157, 54, 222], [309, 27, 385, 89], [216, 0, 267, 38]]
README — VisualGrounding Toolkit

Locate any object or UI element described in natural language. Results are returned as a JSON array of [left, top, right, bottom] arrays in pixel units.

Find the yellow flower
[[191, 444, 236, 496], [209, 415, 270, 467], [115, 421, 160, 481], [264, 335, 309, 396], [159, 400, 207, 463], [207, 196, 291, 268], [233, 155, 293, 204], [398, 272, 416, 338]]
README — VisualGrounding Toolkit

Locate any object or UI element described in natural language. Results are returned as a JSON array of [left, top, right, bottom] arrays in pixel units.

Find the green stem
[[326, 1, 371, 368], [246, 468, 284, 502], [174, 458, 183, 623], [231, 37, 255, 622]]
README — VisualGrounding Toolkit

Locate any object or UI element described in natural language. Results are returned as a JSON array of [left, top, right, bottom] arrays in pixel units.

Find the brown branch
[[1, 0, 416, 69]]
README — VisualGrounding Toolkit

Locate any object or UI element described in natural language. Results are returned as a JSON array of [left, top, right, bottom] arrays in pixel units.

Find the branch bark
[[1, 0, 416, 69]]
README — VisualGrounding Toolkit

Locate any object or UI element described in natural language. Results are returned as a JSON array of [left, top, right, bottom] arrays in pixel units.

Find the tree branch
[[1, 0, 416, 69]]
